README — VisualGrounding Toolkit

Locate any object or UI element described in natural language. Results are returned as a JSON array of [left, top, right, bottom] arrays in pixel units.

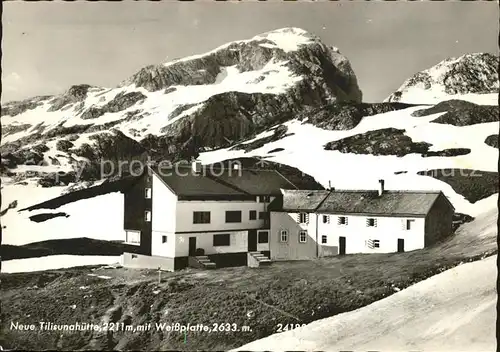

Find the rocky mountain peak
[[386, 52, 499, 104], [119, 27, 362, 102], [47, 84, 97, 112]]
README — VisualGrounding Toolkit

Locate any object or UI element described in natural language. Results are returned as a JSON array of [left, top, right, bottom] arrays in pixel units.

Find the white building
[[121, 163, 455, 270], [121, 161, 300, 271], [268, 180, 455, 260]]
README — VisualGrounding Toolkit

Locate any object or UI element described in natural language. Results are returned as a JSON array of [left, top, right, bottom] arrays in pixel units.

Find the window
[[193, 211, 211, 224], [258, 231, 269, 244], [259, 211, 268, 220], [321, 235, 327, 244], [405, 219, 415, 230], [162, 235, 167, 244], [249, 210, 257, 220], [225, 211, 242, 223], [323, 215, 330, 224], [145, 188, 152, 199], [299, 230, 308, 243], [338, 216, 348, 225], [213, 234, 230, 246], [258, 195, 271, 203], [366, 218, 377, 227], [144, 210, 151, 222], [298, 212, 309, 224], [125, 230, 141, 245], [280, 230, 288, 242], [366, 239, 380, 249]]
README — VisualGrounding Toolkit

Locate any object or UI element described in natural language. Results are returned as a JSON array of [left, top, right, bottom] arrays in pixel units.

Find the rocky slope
[[385, 53, 499, 104], [484, 134, 498, 148], [411, 99, 499, 126], [1, 216, 496, 351], [1, 27, 362, 187]]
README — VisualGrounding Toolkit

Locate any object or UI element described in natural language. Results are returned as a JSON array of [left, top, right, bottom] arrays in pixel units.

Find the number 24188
[[276, 323, 306, 332]]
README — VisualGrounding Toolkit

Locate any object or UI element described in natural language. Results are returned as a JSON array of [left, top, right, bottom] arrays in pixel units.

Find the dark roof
[[315, 190, 444, 216], [268, 190, 330, 212], [271, 189, 450, 217], [150, 165, 252, 199], [214, 168, 298, 196], [150, 164, 298, 199]]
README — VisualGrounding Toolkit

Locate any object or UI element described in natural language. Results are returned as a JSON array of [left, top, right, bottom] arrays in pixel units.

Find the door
[[188, 237, 197, 256], [397, 238, 405, 253], [339, 236, 346, 255], [248, 230, 257, 251]]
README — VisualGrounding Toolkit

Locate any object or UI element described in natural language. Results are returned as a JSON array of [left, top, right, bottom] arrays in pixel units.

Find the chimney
[[327, 180, 335, 191], [192, 160, 202, 174], [378, 179, 385, 196]]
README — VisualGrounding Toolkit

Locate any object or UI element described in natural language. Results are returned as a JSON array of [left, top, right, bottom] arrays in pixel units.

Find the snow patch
[[163, 27, 313, 68], [87, 273, 113, 280], [2, 187, 124, 246], [254, 28, 313, 53], [386, 91, 498, 106], [235, 255, 497, 352], [199, 106, 499, 216], [2, 255, 121, 274]]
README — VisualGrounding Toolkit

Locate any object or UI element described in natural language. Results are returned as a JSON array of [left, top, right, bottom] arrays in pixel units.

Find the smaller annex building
[[268, 180, 455, 261]]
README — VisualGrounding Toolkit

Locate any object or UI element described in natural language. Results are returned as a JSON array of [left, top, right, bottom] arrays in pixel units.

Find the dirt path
[[236, 255, 497, 352]]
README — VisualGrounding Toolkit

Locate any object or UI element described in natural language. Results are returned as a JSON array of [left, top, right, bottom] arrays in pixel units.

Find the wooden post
[[157, 267, 162, 284]]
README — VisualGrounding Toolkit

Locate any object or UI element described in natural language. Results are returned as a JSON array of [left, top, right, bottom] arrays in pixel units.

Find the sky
[[2, 1, 498, 103]]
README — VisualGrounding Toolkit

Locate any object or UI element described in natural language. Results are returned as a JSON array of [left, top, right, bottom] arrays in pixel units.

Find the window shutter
[[345, 217, 348, 225], [327, 215, 330, 224], [296, 213, 301, 223], [305, 213, 310, 224]]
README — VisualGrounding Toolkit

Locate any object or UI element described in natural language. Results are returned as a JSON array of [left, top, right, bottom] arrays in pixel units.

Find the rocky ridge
[[385, 53, 499, 104]]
